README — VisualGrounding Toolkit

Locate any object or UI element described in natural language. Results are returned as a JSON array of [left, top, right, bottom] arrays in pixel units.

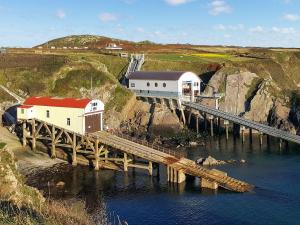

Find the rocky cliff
[[203, 66, 299, 134]]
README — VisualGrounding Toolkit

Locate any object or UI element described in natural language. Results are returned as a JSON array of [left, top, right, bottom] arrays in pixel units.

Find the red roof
[[23, 96, 91, 109], [18, 105, 33, 109]]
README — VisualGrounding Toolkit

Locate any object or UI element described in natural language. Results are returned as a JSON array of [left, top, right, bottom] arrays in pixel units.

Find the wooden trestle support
[[21, 119, 155, 174]]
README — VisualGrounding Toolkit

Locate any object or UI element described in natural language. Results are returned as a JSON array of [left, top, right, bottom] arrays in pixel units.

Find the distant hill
[[36, 34, 223, 53], [37, 35, 160, 51]]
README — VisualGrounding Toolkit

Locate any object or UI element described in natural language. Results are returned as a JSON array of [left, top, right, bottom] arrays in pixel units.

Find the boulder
[[198, 156, 226, 166], [189, 141, 198, 147]]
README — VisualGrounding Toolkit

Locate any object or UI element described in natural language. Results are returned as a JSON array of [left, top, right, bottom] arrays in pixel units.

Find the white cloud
[[136, 27, 145, 32], [214, 24, 244, 31], [56, 9, 66, 19], [249, 26, 264, 33], [99, 13, 118, 22], [165, 0, 191, 6], [209, 0, 232, 16], [272, 26, 296, 34], [283, 13, 300, 21]]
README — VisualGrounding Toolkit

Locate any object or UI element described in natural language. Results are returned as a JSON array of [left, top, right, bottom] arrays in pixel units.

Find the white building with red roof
[[17, 96, 104, 134]]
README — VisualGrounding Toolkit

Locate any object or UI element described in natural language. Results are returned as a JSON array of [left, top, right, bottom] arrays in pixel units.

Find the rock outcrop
[[149, 104, 184, 136], [0, 146, 45, 211], [196, 156, 226, 166], [203, 67, 298, 133]]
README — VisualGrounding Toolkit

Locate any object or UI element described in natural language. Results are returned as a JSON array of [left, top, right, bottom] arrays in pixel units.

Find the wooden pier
[[21, 118, 253, 193]]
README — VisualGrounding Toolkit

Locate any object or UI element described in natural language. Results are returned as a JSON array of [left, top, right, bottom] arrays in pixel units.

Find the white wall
[[129, 72, 202, 96], [17, 107, 35, 120], [33, 106, 86, 134], [129, 79, 179, 93], [178, 72, 201, 93], [84, 100, 104, 114]]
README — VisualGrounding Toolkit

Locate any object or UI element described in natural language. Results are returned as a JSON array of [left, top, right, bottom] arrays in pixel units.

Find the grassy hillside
[[0, 51, 133, 112], [2, 35, 300, 116]]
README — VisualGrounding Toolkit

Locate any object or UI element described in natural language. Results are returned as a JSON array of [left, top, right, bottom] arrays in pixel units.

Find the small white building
[[105, 43, 123, 50], [128, 71, 202, 101], [17, 96, 104, 134]]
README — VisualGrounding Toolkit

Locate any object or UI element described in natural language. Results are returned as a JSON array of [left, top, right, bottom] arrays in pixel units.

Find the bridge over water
[[20, 118, 253, 193], [134, 91, 300, 147]]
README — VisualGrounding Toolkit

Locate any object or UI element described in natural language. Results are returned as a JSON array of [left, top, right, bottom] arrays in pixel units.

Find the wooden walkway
[[91, 131, 253, 192], [21, 118, 253, 193]]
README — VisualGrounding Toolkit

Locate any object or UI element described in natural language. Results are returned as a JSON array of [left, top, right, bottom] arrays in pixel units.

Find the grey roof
[[128, 71, 187, 81]]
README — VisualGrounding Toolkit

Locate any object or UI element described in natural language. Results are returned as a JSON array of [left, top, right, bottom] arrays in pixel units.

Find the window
[[92, 102, 98, 107], [147, 82, 150, 87], [155, 83, 158, 87], [163, 83, 166, 88], [67, 118, 70, 126], [21, 109, 24, 114], [46, 110, 50, 118], [131, 83, 135, 87], [194, 82, 199, 87]]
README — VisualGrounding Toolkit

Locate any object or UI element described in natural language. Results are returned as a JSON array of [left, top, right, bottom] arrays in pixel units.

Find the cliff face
[[203, 67, 299, 134]]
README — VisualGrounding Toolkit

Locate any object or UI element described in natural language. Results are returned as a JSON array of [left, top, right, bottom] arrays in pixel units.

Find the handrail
[[183, 102, 300, 144], [110, 131, 185, 159]]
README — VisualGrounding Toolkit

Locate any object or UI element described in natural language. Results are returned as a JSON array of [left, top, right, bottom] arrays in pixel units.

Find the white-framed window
[[147, 82, 150, 87], [46, 110, 50, 118], [131, 83, 135, 87], [163, 83, 166, 88], [67, 118, 70, 126], [21, 109, 24, 114], [155, 83, 158, 87]]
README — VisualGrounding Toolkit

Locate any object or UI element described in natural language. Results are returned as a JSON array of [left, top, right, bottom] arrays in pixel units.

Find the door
[[85, 113, 101, 133]]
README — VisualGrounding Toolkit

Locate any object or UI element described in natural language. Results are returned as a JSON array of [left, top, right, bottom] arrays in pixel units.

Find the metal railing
[[124, 54, 145, 78], [110, 131, 185, 159], [184, 102, 300, 145]]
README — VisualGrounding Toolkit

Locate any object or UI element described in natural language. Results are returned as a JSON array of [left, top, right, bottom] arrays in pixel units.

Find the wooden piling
[[72, 132, 77, 166], [124, 153, 128, 172], [279, 139, 282, 150], [22, 121, 26, 147], [148, 161, 153, 176], [188, 110, 192, 125], [196, 116, 199, 134], [241, 126, 245, 143], [94, 139, 99, 170], [209, 116, 214, 137], [180, 108, 186, 125], [224, 120, 229, 140], [32, 119, 36, 150], [259, 132, 263, 146], [104, 150, 108, 163], [51, 125, 56, 158]]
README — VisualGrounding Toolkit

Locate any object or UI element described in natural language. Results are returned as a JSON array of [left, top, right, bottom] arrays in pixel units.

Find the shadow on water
[[25, 133, 300, 225]]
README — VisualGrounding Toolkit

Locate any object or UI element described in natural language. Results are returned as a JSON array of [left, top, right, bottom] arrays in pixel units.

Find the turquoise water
[[27, 135, 300, 225]]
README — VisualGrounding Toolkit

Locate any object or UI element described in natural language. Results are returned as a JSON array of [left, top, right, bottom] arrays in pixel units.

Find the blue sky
[[1, 0, 300, 47]]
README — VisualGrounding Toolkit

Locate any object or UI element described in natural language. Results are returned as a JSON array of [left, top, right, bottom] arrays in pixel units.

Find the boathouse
[[17, 96, 104, 134], [128, 71, 202, 101]]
